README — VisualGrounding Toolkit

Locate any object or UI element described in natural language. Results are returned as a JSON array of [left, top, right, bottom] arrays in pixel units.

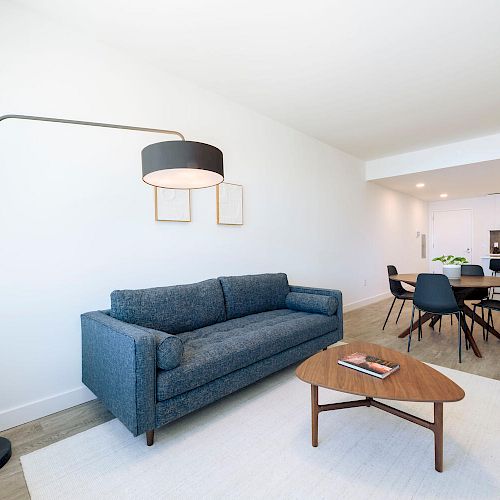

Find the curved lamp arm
[[0, 114, 185, 140]]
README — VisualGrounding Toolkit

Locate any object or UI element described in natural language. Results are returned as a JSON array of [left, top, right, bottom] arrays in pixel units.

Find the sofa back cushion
[[110, 279, 226, 334], [219, 273, 290, 320]]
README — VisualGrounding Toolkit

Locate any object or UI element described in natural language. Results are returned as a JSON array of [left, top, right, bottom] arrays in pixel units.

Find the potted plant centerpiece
[[432, 255, 468, 279]]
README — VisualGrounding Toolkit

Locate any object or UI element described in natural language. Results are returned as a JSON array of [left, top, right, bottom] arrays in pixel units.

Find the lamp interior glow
[[143, 168, 223, 189]]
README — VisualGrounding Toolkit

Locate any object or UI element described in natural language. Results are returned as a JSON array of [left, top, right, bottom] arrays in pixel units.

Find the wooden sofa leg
[[146, 430, 154, 446]]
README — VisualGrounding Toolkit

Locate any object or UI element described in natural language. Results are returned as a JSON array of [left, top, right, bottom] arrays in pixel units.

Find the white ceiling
[[372, 159, 500, 201], [11, 0, 500, 160]]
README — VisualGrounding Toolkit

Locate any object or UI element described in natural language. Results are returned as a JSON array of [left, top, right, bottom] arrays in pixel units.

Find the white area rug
[[21, 364, 500, 499]]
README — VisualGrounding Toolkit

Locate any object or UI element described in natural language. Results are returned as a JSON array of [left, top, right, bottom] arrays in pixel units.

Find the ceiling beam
[[365, 132, 500, 181]]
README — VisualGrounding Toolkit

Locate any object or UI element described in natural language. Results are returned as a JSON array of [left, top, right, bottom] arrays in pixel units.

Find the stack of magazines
[[338, 352, 399, 379]]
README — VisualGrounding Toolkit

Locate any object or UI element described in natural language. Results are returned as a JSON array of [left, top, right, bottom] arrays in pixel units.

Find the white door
[[431, 209, 473, 273]]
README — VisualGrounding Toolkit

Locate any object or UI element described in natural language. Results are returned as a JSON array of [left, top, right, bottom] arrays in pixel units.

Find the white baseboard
[[0, 386, 96, 432], [343, 291, 392, 312]]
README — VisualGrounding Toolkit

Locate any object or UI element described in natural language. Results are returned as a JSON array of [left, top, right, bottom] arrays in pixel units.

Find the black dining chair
[[471, 299, 500, 341], [461, 263, 486, 276], [460, 264, 489, 339], [489, 258, 500, 275], [408, 274, 464, 363], [489, 259, 500, 298], [383, 265, 414, 330]]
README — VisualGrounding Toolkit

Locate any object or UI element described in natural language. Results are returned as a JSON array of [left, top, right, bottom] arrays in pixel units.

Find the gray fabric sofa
[[81, 273, 343, 445]]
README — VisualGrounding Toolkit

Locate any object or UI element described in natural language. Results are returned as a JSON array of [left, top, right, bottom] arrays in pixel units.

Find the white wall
[[429, 195, 500, 267], [0, 2, 428, 430]]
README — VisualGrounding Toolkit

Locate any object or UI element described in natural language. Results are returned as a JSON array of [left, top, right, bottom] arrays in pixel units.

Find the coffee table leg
[[311, 384, 318, 447], [434, 402, 443, 472]]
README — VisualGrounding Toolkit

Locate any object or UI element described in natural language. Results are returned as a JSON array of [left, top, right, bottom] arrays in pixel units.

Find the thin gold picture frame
[[155, 187, 191, 222], [216, 182, 243, 225]]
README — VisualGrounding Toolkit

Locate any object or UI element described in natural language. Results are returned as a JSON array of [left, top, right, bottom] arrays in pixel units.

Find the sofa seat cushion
[[156, 309, 338, 401], [219, 273, 290, 320], [110, 279, 226, 334]]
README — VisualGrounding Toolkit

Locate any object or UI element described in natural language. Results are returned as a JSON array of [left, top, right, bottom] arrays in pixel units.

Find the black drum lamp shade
[[142, 141, 224, 189]]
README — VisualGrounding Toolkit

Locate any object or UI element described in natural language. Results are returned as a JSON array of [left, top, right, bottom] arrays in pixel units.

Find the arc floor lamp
[[0, 114, 224, 189], [0, 114, 224, 469]]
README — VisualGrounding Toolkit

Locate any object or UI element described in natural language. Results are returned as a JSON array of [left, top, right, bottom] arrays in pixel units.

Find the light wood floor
[[345, 297, 500, 380], [1, 298, 498, 499]]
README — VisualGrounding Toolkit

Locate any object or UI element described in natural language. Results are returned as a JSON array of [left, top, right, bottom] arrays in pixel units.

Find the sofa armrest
[[81, 310, 157, 436], [289, 286, 343, 338]]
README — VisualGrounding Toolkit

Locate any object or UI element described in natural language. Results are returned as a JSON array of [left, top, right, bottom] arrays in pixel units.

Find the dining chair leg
[[458, 312, 462, 363], [465, 316, 470, 351], [382, 297, 397, 330], [395, 299, 405, 324], [450, 314, 453, 326], [418, 310, 422, 341], [408, 305, 415, 353], [487, 309, 493, 341], [481, 307, 486, 340], [492, 272, 499, 298], [471, 305, 476, 336]]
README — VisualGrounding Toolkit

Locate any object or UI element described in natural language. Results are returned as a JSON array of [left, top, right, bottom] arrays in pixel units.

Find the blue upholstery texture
[[286, 291, 337, 316], [150, 329, 184, 371], [155, 331, 339, 427], [81, 274, 343, 440], [219, 273, 290, 319], [156, 309, 338, 400], [81, 310, 156, 436], [110, 278, 226, 334], [133, 324, 184, 370], [289, 285, 343, 339]]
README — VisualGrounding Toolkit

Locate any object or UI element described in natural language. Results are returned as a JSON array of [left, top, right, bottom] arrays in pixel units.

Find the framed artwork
[[216, 182, 243, 225], [155, 187, 191, 222]]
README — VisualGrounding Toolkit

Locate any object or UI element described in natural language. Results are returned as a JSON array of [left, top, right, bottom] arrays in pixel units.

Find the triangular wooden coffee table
[[296, 341, 465, 472]]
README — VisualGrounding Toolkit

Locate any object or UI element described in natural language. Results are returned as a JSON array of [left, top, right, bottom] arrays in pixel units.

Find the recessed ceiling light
[[440, 193, 448, 198], [416, 183, 425, 188]]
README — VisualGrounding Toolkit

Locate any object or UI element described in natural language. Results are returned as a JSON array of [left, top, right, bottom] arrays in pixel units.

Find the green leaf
[[432, 255, 446, 263], [434, 255, 468, 265]]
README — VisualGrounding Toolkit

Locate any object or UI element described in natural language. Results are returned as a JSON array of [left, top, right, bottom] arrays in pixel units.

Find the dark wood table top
[[390, 273, 500, 289], [296, 341, 465, 403]]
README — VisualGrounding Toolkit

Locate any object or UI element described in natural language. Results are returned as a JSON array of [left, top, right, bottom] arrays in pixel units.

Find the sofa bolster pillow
[[156, 333, 184, 370], [285, 292, 337, 316], [135, 325, 184, 370]]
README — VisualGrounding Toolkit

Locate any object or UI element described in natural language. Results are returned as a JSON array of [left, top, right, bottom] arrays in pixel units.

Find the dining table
[[390, 274, 500, 358]]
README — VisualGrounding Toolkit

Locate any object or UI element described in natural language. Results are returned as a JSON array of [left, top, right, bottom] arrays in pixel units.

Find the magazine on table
[[338, 352, 400, 379]]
